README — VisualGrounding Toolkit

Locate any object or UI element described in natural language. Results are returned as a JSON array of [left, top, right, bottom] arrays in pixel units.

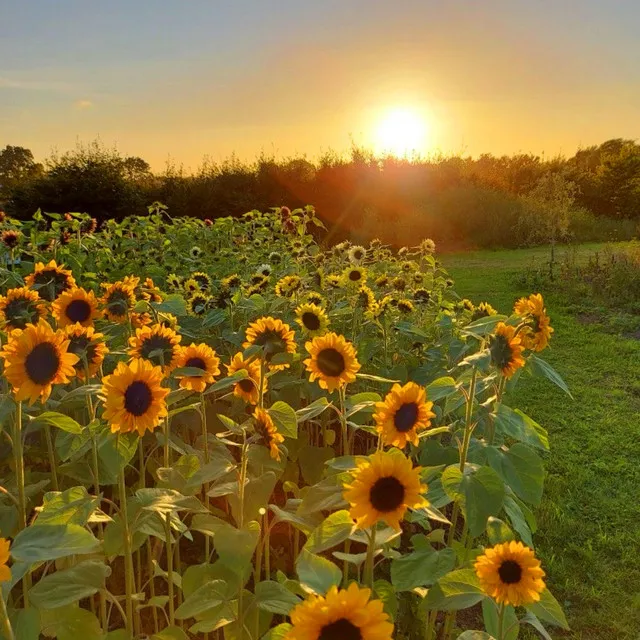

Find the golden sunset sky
[[2, 0, 639, 169]]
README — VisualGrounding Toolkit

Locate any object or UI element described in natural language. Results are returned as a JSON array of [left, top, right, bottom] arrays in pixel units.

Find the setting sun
[[374, 107, 429, 157]]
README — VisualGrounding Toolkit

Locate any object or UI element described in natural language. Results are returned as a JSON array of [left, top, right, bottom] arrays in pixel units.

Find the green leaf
[[525, 588, 569, 630], [296, 549, 341, 595], [442, 465, 505, 536], [391, 547, 456, 591], [174, 580, 227, 619], [486, 517, 515, 545], [303, 510, 354, 554], [494, 405, 549, 451], [373, 579, 398, 622], [296, 398, 331, 422], [29, 561, 111, 609], [426, 376, 457, 401], [487, 444, 544, 506], [424, 568, 485, 611], [297, 474, 349, 514], [13, 608, 40, 640], [268, 401, 298, 439], [254, 580, 301, 615], [30, 412, 83, 435], [528, 354, 572, 398], [520, 611, 553, 640], [297, 445, 335, 486], [151, 626, 189, 640], [504, 496, 534, 548], [12, 524, 100, 563], [229, 472, 278, 524], [456, 632, 496, 640], [36, 487, 99, 526], [215, 521, 260, 573], [136, 488, 206, 515], [40, 605, 102, 640], [153, 294, 187, 316], [261, 623, 292, 640], [462, 314, 508, 336], [482, 600, 518, 640], [204, 369, 248, 395]]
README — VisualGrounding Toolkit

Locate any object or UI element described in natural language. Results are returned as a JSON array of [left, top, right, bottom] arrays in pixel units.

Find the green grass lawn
[[442, 243, 640, 640]]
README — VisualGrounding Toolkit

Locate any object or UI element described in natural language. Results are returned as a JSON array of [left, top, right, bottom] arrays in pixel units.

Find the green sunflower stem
[[0, 593, 15, 640], [258, 357, 266, 409], [236, 435, 249, 634], [200, 393, 211, 564], [164, 513, 175, 627], [43, 424, 59, 492], [13, 401, 31, 607], [486, 375, 506, 446], [163, 417, 171, 469], [91, 433, 108, 633], [117, 439, 135, 638], [366, 527, 376, 589], [497, 602, 506, 640], [338, 386, 349, 456]]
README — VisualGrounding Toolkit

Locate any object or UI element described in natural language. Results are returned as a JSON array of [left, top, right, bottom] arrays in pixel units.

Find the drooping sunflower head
[[128, 324, 182, 371], [166, 273, 182, 290], [188, 292, 211, 316], [475, 541, 546, 607], [392, 276, 406, 291], [489, 322, 525, 378], [304, 332, 360, 393], [0, 537, 11, 584], [286, 582, 393, 640], [326, 274, 341, 289], [459, 299, 475, 313], [397, 246, 408, 257], [419, 238, 436, 254], [295, 303, 329, 337], [101, 281, 137, 323], [52, 287, 101, 328], [244, 316, 296, 370], [375, 274, 389, 288], [343, 449, 428, 530], [100, 358, 169, 436], [130, 312, 153, 329], [1, 229, 20, 249], [191, 272, 212, 291], [305, 291, 325, 306], [275, 275, 302, 298], [0, 287, 47, 331], [374, 382, 436, 448], [174, 342, 220, 392], [397, 299, 415, 314], [514, 293, 553, 352], [413, 288, 431, 304], [158, 312, 180, 332], [189, 246, 203, 259], [65, 324, 109, 380], [348, 245, 367, 265], [183, 278, 200, 296], [141, 277, 163, 303], [268, 251, 282, 264], [221, 274, 242, 290], [25, 260, 76, 302], [0, 319, 79, 404], [226, 352, 266, 404], [342, 266, 366, 287], [472, 301, 497, 321], [253, 407, 284, 461], [357, 285, 376, 310]]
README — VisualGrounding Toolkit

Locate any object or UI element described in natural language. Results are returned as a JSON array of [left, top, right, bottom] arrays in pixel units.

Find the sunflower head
[[253, 407, 284, 461], [413, 288, 431, 304], [141, 277, 163, 303], [65, 324, 109, 379], [0, 319, 79, 404], [268, 251, 282, 264], [25, 260, 76, 302], [188, 292, 211, 316], [295, 303, 329, 337], [471, 301, 497, 321], [357, 285, 376, 310], [286, 582, 393, 640], [1, 229, 20, 249], [375, 274, 389, 288], [326, 274, 341, 289], [489, 322, 525, 378], [397, 299, 415, 314], [342, 266, 366, 287], [305, 291, 325, 306], [304, 332, 360, 393], [101, 281, 137, 323], [243, 316, 297, 370], [459, 299, 475, 313], [183, 278, 200, 296], [514, 293, 553, 352], [275, 275, 302, 298], [344, 449, 427, 530], [0, 287, 46, 330], [226, 352, 266, 404], [221, 274, 242, 290], [0, 537, 11, 584], [374, 382, 436, 448], [419, 238, 436, 254], [189, 246, 203, 259], [52, 287, 101, 328], [166, 274, 182, 290], [348, 245, 367, 265], [174, 342, 220, 392], [100, 358, 169, 436], [128, 324, 182, 371], [392, 276, 406, 291], [191, 272, 212, 291], [257, 263, 272, 277], [158, 312, 180, 332], [475, 541, 546, 606]]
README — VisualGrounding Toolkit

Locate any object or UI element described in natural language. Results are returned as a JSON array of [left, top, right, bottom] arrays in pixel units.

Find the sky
[[1, 0, 639, 170]]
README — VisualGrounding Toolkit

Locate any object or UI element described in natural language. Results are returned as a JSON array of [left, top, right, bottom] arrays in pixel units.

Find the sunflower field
[[0, 204, 571, 640]]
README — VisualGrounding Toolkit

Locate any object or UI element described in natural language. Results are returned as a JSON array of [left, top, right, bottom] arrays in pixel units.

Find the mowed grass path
[[442, 244, 640, 640]]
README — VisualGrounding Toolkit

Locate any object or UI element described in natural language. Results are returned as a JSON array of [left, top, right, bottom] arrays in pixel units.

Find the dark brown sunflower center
[[194, 275, 210, 289], [394, 402, 419, 432], [124, 380, 153, 416], [348, 270, 362, 282], [4, 298, 38, 329], [302, 312, 321, 331], [185, 357, 206, 373], [106, 290, 131, 316], [498, 560, 523, 584], [25, 341, 60, 385], [65, 299, 92, 323], [369, 475, 405, 512], [253, 329, 287, 361], [33, 269, 72, 299], [318, 618, 362, 640], [238, 378, 255, 393], [316, 348, 346, 377], [490, 334, 514, 370], [140, 335, 173, 366]]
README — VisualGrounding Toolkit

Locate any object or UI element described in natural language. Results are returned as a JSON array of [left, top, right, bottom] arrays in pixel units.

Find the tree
[[0, 145, 43, 197]]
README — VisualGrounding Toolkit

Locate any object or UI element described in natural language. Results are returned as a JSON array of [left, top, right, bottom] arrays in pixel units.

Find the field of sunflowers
[[0, 204, 571, 640]]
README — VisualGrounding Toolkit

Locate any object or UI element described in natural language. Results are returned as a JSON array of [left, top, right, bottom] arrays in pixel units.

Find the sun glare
[[374, 107, 429, 157]]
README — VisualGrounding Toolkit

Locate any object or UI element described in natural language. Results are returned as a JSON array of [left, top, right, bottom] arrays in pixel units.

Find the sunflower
[[286, 582, 393, 640], [221, 274, 241, 290], [0, 538, 11, 583], [397, 299, 414, 314], [0, 319, 79, 404], [227, 352, 266, 404], [514, 293, 553, 352], [128, 324, 182, 372], [304, 332, 360, 392], [130, 312, 153, 329], [243, 316, 297, 370], [392, 276, 406, 291], [275, 275, 302, 298], [101, 281, 137, 323], [342, 266, 366, 286], [294, 303, 329, 337], [183, 278, 200, 296], [158, 312, 180, 332], [344, 449, 427, 530], [471, 301, 497, 321], [188, 293, 211, 316], [25, 260, 76, 302], [166, 273, 182, 290], [489, 323, 525, 378], [257, 263, 272, 277], [413, 288, 431, 304], [305, 291, 325, 306], [459, 299, 475, 313], [397, 246, 408, 257], [419, 238, 436, 254], [374, 382, 436, 448], [475, 541, 546, 607], [100, 358, 169, 436], [375, 274, 389, 288], [312, 269, 325, 289], [1, 229, 20, 249], [326, 274, 341, 289], [268, 252, 282, 264], [253, 407, 284, 461], [348, 245, 367, 265], [174, 342, 220, 392], [189, 246, 202, 259], [357, 286, 376, 310], [191, 272, 212, 291], [0, 287, 47, 330], [141, 277, 163, 303], [52, 287, 101, 328], [412, 272, 424, 285], [401, 261, 414, 273], [65, 324, 109, 379]]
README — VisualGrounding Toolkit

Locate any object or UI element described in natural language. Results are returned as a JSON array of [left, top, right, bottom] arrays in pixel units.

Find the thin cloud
[[74, 99, 93, 110]]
